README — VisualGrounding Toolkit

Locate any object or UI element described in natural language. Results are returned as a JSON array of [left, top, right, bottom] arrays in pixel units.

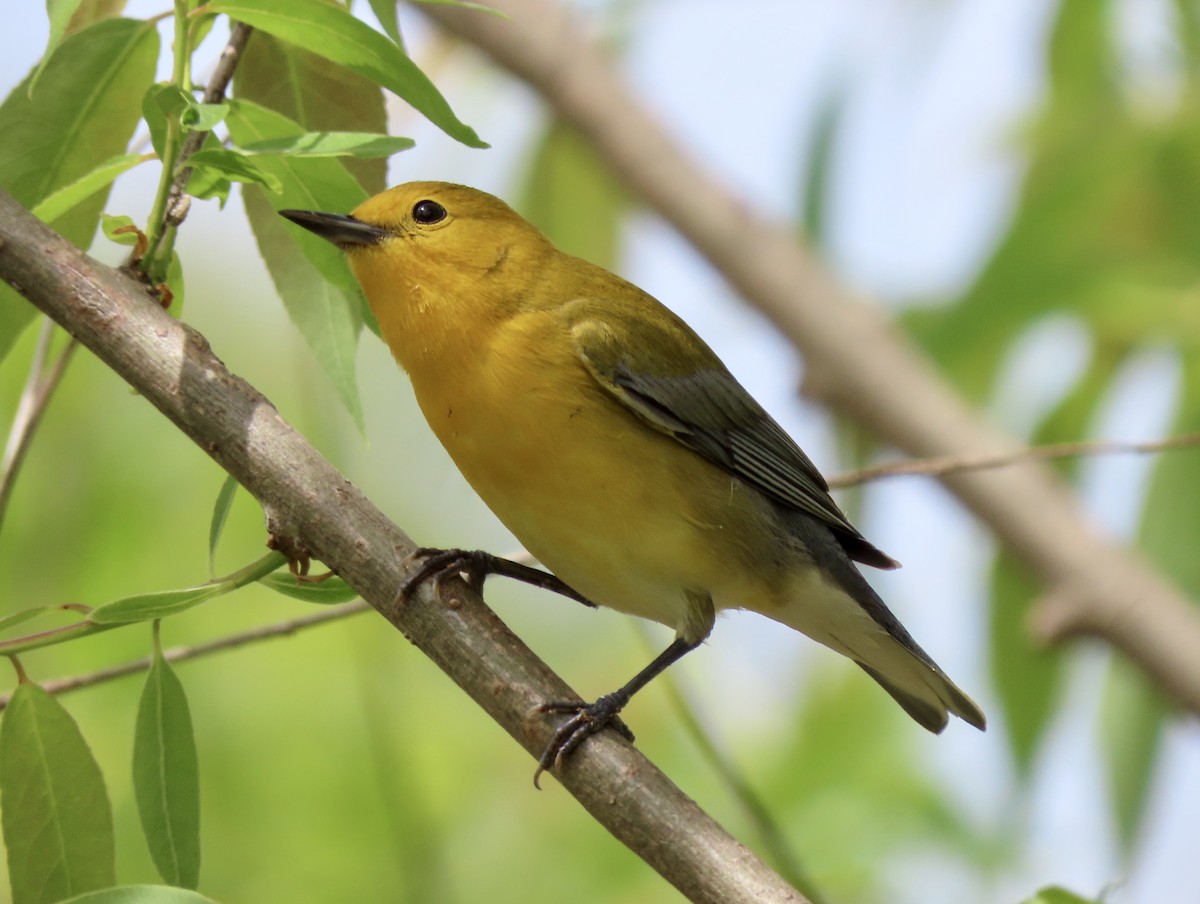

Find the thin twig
[[0, 601, 370, 712], [164, 21, 253, 228], [828, 433, 1200, 489], [0, 320, 77, 535]]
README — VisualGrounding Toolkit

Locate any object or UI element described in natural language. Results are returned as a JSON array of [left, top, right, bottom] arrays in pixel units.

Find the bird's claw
[[396, 547, 487, 604], [396, 547, 595, 609], [532, 694, 634, 789]]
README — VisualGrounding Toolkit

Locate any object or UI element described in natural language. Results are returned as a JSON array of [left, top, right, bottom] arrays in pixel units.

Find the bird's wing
[[568, 307, 898, 570]]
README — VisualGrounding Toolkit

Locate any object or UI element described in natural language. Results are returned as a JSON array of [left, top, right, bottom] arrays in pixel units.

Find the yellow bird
[[281, 182, 985, 777]]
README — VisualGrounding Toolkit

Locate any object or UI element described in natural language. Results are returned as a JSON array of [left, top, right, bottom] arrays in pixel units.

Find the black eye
[[412, 200, 446, 224]]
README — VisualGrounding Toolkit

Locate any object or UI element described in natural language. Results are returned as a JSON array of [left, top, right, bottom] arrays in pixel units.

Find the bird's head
[[281, 182, 554, 320]]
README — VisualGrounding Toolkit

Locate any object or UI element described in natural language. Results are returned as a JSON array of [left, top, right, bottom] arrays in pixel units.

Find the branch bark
[[0, 191, 805, 904], [418, 0, 1200, 715]]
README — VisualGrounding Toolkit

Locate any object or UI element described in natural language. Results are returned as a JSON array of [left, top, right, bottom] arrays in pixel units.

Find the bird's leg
[[396, 547, 596, 608], [533, 636, 699, 788]]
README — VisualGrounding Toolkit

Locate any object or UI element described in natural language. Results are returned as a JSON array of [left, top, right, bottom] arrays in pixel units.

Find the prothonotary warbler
[[281, 182, 986, 781]]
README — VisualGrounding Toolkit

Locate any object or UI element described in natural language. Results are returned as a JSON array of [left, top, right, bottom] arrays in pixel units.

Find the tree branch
[[418, 0, 1200, 716], [0, 191, 805, 904]]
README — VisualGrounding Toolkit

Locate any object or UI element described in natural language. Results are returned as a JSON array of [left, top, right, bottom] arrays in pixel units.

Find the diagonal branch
[[0, 190, 805, 904], [417, 0, 1200, 716]]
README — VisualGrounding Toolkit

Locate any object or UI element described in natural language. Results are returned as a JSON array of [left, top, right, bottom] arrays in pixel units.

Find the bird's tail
[[771, 520, 986, 733], [856, 652, 985, 734]]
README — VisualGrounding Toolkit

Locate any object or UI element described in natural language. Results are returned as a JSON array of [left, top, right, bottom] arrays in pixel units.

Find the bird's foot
[[395, 547, 595, 607], [532, 693, 635, 789]]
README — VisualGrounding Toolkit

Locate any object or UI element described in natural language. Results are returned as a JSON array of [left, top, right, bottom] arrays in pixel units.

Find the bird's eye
[[412, 200, 446, 224]]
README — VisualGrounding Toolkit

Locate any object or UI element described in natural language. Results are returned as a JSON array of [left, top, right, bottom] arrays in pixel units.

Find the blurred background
[[2, 1, 1198, 902]]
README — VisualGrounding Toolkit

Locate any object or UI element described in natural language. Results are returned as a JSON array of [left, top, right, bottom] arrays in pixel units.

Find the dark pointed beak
[[279, 210, 390, 248]]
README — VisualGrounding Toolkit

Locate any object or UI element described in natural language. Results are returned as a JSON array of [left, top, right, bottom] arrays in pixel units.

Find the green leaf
[[238, 131, 415, 159], [988, 554, 1064, 774], [0, 606, 71, 635], [186, 9, 220, 56], [1020, 886, 1098, 904], [89, 585, 225, 625], [1139, 369, 1200, 595], [185, 133, 232, 206], [142, 84, 190, 159], [0, 684, 115, 903], [185, 167, 232, 205], [58, 887, 220, 904], [208, 474, 239, 577], [163, 248, 185, 315], [411, 0, 506, 16], [208, 0, 486, 148], [1045, 0, 1115, 108], [519, 119, 627, 270], [258, 572, 360, 604], [1177, 0, 1200, 63], [31, 153, 146, 224], [187, 148, 283, 192], [0, 16, 159, 362], [233, 30, 390, 193], [243, 186, 367, 425], [798, 81, 845, 248], [226, 99, 371, 424], [180, 101, 229, 132], [67, 0, 128, 31], [133, 652, 201, 888], [100, 212, 140, 246], [1100, 657, 1164, 853], [224, 98, 370, 264], [367, 0, 404, 46], [30, 0, 88, 95]]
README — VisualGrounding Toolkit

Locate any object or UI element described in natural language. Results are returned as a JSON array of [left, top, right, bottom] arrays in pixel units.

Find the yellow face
[[346, 181, 552, 284], [335, 182, 557, 372]]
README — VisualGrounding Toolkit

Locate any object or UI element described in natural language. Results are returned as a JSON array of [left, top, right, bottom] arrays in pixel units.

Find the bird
[[280, 182, 986, 781]]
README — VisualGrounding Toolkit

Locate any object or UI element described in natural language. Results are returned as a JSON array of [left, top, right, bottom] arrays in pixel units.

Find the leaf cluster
[[0, 2, 483, 902]]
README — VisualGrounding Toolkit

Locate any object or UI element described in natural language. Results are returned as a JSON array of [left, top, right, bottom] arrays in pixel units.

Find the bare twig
[[418, 0, 1200, 717], [828, 433, 1200, 489], [0, 319, 77, 535], [0, 600, 371, 712], [0, 191, 805, 904]]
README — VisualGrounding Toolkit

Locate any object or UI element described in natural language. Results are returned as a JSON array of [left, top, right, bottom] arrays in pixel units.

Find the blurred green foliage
[[1, 0, 1197, 902], [905, 0, 1200, 850]]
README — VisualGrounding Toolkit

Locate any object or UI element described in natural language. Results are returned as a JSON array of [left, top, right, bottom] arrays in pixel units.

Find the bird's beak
[[279, 210, 390, 248]]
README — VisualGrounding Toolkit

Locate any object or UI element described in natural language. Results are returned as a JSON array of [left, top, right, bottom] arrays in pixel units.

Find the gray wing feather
[[574, 322, 898, 570]]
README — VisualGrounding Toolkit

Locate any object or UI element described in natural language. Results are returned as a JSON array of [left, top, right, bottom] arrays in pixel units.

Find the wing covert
[[569, 310, 898, 570]]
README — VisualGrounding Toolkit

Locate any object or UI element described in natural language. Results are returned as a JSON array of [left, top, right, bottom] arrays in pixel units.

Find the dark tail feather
[[859, 662, 987, 733], [858, 663, 949, 733]]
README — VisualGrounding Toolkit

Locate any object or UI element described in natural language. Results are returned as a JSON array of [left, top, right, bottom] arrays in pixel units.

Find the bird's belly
[[415, 371, 775, 631]]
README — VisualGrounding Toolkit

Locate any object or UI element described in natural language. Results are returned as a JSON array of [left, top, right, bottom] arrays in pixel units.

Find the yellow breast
[[399, 306, 782, 630]]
